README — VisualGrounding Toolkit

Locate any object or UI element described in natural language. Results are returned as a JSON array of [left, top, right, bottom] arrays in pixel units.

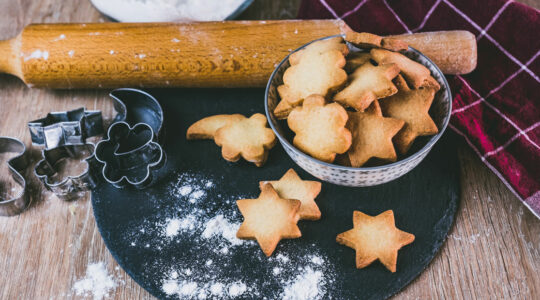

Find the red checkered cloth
[[298, 0, 540, 217]]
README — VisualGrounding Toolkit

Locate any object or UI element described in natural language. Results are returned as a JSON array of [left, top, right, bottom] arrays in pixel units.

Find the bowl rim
[[226, 0, 255, 20], [92, 0, 254, 22], [264, 34, 453, 171]]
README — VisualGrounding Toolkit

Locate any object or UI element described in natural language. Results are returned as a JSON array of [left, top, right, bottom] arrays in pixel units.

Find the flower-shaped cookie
[[95, 122, 163, 188], [213, 113, 276, 167], [274, 37, 348, 119], [288, 94, 352, 163]]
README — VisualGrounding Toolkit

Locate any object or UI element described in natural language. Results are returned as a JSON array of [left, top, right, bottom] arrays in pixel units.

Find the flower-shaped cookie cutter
[[34, 144, 99, 201], [28, 107, 103, 150], [95, 88, 165, 189], [95, 122, 163, 189], [0, 137, 30, 216]]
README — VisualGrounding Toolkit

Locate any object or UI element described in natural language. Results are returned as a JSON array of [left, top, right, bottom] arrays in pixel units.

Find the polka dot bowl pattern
[[264, 35, 452, 187]]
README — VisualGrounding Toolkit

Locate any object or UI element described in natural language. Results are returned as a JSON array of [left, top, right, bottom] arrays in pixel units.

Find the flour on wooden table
[[72, 262, 119, 300], [122, 172, 334, 299]]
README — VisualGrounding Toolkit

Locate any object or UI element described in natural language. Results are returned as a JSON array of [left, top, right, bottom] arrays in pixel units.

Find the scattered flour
[[191, 190, 206, 200], [276, 253, 290, 263], [178, 185, 193, 196], [90, 0, 246, 22], [281, 267, 325, 300], [228, 282, 247, 297], [165, 219, 181, 237], [162, 280, 179, 295], [210, 282, 225, 296], [311, 255, 324, 265], [179, 281, 198, 296], [164, 215, 197, 237], [24, 50, 49, 61], [73, 262, 117, 300], [124, 172, 333, 299], [202, 215, 243, 246]]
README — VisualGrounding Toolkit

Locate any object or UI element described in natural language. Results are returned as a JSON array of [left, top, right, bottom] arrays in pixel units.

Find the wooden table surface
[[0, 1, 538, 299]]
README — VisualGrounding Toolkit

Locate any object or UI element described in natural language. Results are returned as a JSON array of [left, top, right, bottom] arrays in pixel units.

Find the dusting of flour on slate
[[123, 172, 334, 299]]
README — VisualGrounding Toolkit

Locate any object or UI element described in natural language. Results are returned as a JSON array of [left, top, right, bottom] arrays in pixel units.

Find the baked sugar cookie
[[260, 169, 322, 220], [379, 75, 439, 154], [236, 183, 302, 256], [345, 100, 404, 167], [214, 113, 276, 167], [287, 94, 351, 163], [334, 62, 400, 112], [336, 210, 415, 272]]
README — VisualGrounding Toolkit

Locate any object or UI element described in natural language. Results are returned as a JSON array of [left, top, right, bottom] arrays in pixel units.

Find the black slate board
[[92, 88, 460, 300]]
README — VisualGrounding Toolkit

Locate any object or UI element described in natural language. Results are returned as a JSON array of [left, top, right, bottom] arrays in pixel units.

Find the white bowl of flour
[[90, 0, 253, 22]]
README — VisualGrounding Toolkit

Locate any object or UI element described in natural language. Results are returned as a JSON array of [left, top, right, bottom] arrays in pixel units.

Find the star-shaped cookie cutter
[[0, 137, 30, 216], [28, 107, 104, 150], [34, 144, 99, 201], [95, 88, 165, 189]]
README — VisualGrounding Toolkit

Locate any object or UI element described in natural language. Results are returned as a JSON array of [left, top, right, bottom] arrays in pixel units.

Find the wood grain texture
[[0, 22, 476, 89], [0, 0, 538, 300], [0, 20, 350, 88], [390, 31, 477, 74]]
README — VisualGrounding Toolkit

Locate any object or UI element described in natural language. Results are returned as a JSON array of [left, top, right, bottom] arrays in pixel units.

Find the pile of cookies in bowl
[[265, 31, 452, 186]]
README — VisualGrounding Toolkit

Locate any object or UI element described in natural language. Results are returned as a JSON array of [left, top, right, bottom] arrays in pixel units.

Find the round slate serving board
[[92, 88, 459, 300]]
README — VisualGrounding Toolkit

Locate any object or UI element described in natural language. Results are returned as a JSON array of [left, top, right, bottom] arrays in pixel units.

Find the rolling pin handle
[[0, 37, 22, 79]]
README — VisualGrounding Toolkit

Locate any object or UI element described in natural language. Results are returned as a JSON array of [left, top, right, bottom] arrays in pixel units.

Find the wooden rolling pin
[[0, 20, 476, 89]]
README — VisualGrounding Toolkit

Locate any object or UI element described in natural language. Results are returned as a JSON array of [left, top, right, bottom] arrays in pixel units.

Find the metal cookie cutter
[[29, 106, 104, 200], [28, 107, 103, 150], [34, 144, 99, 201], [95, 88, 165, 189], [0, 137, 30, 216]]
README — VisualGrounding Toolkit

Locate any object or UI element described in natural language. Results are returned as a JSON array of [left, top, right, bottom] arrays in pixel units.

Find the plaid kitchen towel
[[298, 0, 540, 217]]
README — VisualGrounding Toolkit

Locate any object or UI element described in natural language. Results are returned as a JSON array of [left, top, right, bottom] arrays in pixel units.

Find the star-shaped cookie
[[345, 100, 404, 167], [288, 94, 352, 163], [214, 113, 276, 167], [260, 169, 322, 220], [333, 62, 400, 112], [236, 183, 302, 256], [379, 75, 439, 154], [336, 210, 415, 272]]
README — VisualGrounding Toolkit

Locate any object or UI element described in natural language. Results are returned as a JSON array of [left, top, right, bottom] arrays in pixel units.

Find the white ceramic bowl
[[264, 35, 452, 187]]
